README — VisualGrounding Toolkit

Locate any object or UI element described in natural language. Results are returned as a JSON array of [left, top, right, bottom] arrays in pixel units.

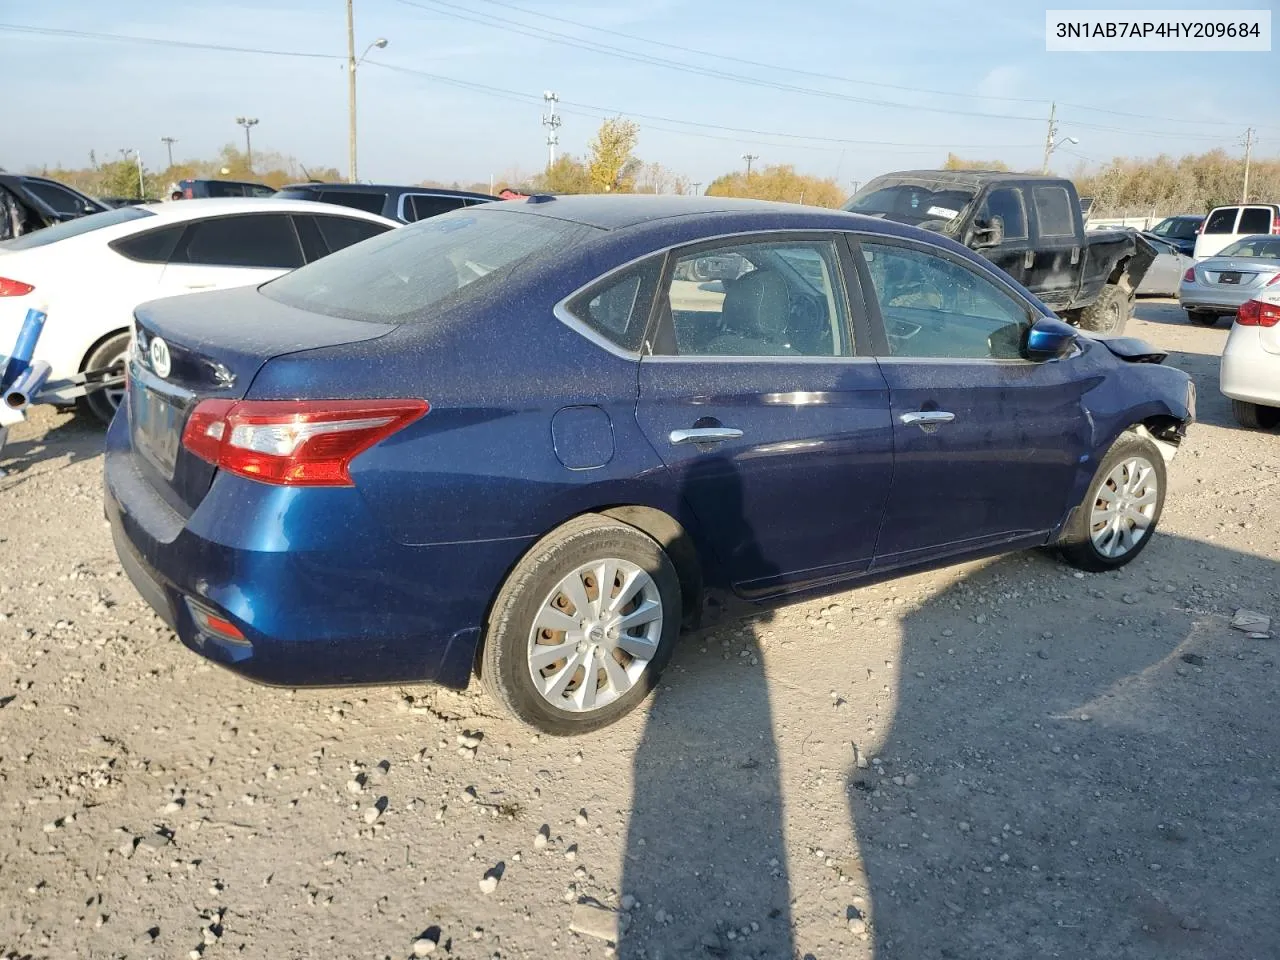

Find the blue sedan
[[105, 196, 1195, 734]]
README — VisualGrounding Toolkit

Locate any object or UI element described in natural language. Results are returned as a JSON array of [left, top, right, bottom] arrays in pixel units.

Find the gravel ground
[[2, 299, 1278, 960]]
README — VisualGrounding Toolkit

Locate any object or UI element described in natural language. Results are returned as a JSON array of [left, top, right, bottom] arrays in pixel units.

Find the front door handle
[[669, 426, 744, 445], [899, 411, 956, 427]]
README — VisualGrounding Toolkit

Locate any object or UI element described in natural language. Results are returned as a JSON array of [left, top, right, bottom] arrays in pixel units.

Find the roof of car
[[138, 197, 398, 225], [279, 183, 497, 201], [485, 194, 876, 231]]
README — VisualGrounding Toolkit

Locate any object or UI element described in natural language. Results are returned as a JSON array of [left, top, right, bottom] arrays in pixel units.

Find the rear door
[[852, 235, 1092, 568], [1027, 182, 1083, 308], [158, 213, 304, 292], [635, 233, 894, 598]]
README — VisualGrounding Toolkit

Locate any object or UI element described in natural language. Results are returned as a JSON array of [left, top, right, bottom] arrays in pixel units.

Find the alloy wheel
[[1089, 456, 1159, 559]]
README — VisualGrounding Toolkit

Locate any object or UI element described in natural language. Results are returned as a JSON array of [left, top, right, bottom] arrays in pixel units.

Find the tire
[[1186, 310, 1219, 326], [480, 514, 682, 735], [1231, 399, 1280, 430], [1058, 431, 1166, 572], [1077, 284, 1133, 335], [78, 331, 131, 425]]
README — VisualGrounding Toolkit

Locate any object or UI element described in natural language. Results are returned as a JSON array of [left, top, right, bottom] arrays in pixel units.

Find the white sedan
[[1221, 289, 1280, 429], [0, 198, 397, 422]]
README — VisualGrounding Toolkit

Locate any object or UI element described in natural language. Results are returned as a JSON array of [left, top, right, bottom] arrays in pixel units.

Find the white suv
[[1194, 203, 1280, 259]]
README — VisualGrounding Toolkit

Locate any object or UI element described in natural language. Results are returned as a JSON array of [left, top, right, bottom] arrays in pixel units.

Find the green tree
[[534, 155, 593, 194], [586, 117, 640, 193]]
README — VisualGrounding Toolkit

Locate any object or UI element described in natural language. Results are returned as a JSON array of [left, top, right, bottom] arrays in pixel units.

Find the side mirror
[[1024, 316, 1078, 361], [971, 216, 1005, 249]]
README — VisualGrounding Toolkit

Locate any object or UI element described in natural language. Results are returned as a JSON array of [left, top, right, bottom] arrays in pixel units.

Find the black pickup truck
[[843, 171, 1155, 334]]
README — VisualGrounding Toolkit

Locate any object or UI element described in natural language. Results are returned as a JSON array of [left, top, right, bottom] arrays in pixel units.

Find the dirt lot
[[2, 299, 1278, 960]]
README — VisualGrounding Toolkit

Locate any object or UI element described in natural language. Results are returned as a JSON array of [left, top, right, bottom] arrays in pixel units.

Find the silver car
[[1179, 234, 1280, 326]]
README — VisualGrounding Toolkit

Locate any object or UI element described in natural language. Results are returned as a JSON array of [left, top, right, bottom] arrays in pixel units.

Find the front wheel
[[1058, 432, 1166, 572], [1078, 284, 1133, 335], [78, 331, 131, 425], [480, 514, 682, 735]]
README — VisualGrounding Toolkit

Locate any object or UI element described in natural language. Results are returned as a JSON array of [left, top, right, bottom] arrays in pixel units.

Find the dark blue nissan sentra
[[106, 195, 1194, 734]]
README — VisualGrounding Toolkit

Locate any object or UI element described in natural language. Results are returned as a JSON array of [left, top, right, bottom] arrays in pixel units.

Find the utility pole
[[160, 137, 177, 169], [236, 117, 259, 172], [136, 150, 145, 198], [742, 153, 759, 179], [1242, 127, 1255, 203], [347, 0, 358, 182], [542, 92, 562, 168], [1041, 102, 1057, 175], [690, 181, 702, 196]]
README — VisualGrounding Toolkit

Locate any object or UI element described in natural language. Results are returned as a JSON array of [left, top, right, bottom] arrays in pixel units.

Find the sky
[[2, 0, 1278, 190]]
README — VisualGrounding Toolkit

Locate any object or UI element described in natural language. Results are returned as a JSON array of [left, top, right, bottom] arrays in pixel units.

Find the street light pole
[[235, 117, 259, 172], [346, 1, 388, 184]]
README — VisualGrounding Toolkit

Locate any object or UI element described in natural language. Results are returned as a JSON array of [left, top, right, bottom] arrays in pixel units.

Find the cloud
[[976, 65, 1023, 101]]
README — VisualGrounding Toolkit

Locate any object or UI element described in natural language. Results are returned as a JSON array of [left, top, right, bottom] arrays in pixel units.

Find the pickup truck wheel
[[1077, 284, 1132, 335], [1058, 431, 1165, 572], [1186, 310, 1219, 326]]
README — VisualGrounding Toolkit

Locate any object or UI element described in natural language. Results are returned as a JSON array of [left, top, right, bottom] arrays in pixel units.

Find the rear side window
[[318, 190, 385, 215], [1204, 207, 1238, 234], [314, 214, 391, 253], [262, 208, 598, 322], [1239, 207, 1273, 234], [179, 214, 303, 269], [1032, 186, 1075, 238], [1, 205, 153, 250], [110, 224, 184, 263], [566, 259, 662, 353], [406, 194, 467, 222]]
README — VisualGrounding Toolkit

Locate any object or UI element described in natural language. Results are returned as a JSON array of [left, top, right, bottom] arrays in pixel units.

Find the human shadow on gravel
[[853, 536, 1280, 960], [618, 455, 791, 960]]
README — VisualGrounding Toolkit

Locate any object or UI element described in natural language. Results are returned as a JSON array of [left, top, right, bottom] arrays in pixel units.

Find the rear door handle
[[1024, 250, 1034, 270], [669, 427, 744, 445], [899, 411, 956, 427]]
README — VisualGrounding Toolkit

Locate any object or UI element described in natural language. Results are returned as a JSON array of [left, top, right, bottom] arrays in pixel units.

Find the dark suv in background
[[175, 178, 275, 199], [273, 182, 496, 223]]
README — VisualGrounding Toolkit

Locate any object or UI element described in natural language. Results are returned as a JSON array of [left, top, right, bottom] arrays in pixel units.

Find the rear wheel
[[1186, 310, 1219, 326], [78, 331, 131, 425], [1058, 432, 1165, 572], [1078, 284, 1132, 335], [1231, 399, 1280, 430], [480, 514, 682, 735]]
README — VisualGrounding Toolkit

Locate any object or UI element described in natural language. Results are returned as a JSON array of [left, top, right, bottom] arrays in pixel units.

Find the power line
[[461, 0, 1272, 132], [0, 22, 344, 60]]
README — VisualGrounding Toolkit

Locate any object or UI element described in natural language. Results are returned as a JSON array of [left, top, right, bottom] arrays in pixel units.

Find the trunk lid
[[128, 286, 394, 516]]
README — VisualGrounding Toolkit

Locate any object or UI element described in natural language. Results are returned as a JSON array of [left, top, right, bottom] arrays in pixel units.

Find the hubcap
[[1089, 456, 1158, 559], [527, 558, 663, 713]]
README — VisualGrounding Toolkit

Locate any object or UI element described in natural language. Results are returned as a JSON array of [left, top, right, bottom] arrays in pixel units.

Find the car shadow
[[616, 453, 1279, 957], [1132, 299, 1194, 328], [0, 406, 104, 482]]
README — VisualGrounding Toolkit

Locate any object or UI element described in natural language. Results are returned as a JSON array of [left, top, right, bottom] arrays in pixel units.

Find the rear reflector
[[0, 277, 34, 297], [1182, 267, 1195, 282], [1237, 299, 1280, 328], [186, 598, 247, 643], [182, 398, 428, 486]]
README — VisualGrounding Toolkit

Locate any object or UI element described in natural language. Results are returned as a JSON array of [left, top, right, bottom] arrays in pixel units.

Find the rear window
[[1218, 236, 1280, 259], [1239, 207, 1274, 234], [1204, 207, 1238, 234], [261, 208, 598, 322], [0, 205, 154, 250]]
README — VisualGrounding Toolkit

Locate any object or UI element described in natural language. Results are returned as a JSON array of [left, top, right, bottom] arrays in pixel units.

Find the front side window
[[24, 180, 93, 216], [860, 241, 1032, 360], [657, 239, 851, 357], [1032, 186, 1075, 238], [977, 187, 1028, 241], [1204, 207, 1239, 234], [1238, 207, 1274, 234], [180, 214, 303, 269]]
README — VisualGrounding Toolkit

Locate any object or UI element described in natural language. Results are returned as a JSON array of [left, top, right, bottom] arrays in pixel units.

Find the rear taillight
[[1183, 267, 1196, 282], [0, 277, 34, 297], [1272, 215, 1280, 235], [1236, 299, 1280, 327], [181, 398, 428, 486]]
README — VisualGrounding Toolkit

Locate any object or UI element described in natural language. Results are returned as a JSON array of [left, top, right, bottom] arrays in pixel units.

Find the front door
[[969, 184, 1033, 288], [635, 236, 894, 598], [853, 236, 1092, 568]]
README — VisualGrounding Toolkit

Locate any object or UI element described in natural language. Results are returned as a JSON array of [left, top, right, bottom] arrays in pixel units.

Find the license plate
[[132, 383, 183, 478], [1219, 271, 1241, 284]]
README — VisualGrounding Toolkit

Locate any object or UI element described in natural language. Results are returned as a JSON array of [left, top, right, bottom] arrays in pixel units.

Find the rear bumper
[[1221, 327, 1280, 407], [104, 412, 532, 689], [1178, 282, 1253, 313]]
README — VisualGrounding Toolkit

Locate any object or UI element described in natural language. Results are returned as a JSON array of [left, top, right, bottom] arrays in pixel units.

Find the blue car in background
[[105, 196, 1195, 734]]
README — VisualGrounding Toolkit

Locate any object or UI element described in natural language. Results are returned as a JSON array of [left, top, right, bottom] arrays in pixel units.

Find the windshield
[[0, 205, 154, 250], [843, 179, 976, 227], [261, 207, 599, 322], [1154, 217, 1201, 240], [1217, 236, 1280, 259]]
